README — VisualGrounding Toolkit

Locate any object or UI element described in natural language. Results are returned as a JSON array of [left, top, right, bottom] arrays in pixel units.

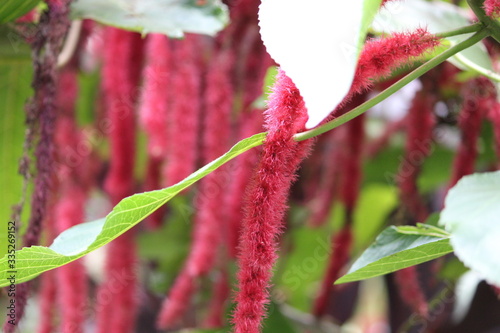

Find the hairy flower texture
[[340, 108, 366, 217], [349, 29, 439, 99], [398, 88, 436, 222], [394, 266, 429, 317], [139, 33, 171, 158], [157, 49, 234, 329], [55, 188, 87, 333], [450, 77, 496, 187], [203, 270, 230, 328], [52, 69, 89, 333], [313, 226, 353, 317], [96, 28, 140, 333], [233, 70, 312, 333], [164, 34, 202, 186], [5, 1, 71, 332], [225, 110, 264, 257], [484, 0, 500, 18]]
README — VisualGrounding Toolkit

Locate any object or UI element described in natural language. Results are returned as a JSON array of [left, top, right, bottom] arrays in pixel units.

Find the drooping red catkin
[[156, 271, 196, 327], [203, 270, 230, 328], [157, 49, 234, 329], [313, 100, 365, 317], [144, 156, 165, 228], [37, 203, 58, 333], [484, 0, 500, 18], [340, 111, 366, 216], [307, 129, 343, 227], [225, 110, 264, 257], [52, 69, 89, 333], [139, 33, 171, 158], [393, 82, 436, 318], [349, 29, 440, 98], [313, 226, 353, 317], [54, 188, 88, 333], [37, 270, 57, 333], [139, 34, 170, 228], [398, 88, 436, 222], [449, 77, 496, 187], [96, 27, 140, 333], [233, 70, 312, 333], [394, 266, 429, 316], [164, 34, 202, 186]]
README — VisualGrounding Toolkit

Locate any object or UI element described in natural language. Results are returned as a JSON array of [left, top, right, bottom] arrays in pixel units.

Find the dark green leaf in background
[[336, 224, 453, 284]]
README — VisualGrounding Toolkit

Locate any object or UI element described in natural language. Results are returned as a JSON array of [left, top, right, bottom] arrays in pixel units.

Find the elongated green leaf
[[335, 225, 453, 284], [0, 0, 39, 24], [373, 0, 498, 82], [439, 171, 500, 286], [70, 0, 229, 38], [0, 132, 266, 286]]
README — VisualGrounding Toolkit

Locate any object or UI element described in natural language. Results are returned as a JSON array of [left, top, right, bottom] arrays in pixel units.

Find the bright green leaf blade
[[0, 132, 266, 286], [373, 0, 497, 81], [70, 0, 229, 38], [336, 225, 453, 284], [0, 0, 39, 24], [439, 171, 500, 286]]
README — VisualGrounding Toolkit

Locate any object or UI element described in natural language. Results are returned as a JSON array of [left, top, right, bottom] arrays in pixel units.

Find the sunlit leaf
[[0, 132, 266, 286]]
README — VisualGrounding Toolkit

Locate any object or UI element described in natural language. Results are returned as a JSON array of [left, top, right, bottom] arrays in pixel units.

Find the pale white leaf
[[258, 0, 381, 129]]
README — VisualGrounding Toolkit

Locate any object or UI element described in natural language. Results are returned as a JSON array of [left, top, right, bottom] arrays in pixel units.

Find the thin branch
[[293, 28, 491, 142]]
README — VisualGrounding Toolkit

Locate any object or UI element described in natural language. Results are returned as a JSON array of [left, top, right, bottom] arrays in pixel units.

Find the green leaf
[[336, 225, 453, 284], [0, 132, 266, 286], [0, 0, 39, 24], [70, 0, 229, 38], [373, 0, 497, 81], [439, 171, 500, 286]]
